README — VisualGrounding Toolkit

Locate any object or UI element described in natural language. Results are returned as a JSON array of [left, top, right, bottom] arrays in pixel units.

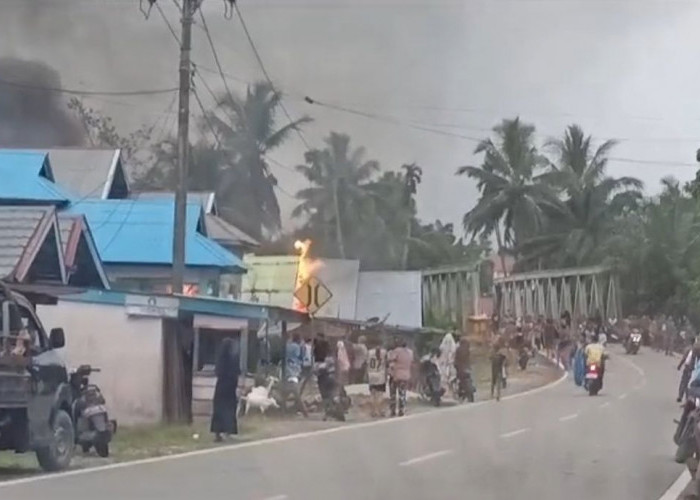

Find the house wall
[[105, 264, 222, 296], [37, 301, 164, 425]]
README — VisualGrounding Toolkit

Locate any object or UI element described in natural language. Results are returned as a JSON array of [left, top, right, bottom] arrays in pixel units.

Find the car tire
[[36, 410, 75, 472]]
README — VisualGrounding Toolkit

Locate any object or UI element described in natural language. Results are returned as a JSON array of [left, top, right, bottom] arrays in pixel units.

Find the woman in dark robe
[[210, 337, 240, 442]]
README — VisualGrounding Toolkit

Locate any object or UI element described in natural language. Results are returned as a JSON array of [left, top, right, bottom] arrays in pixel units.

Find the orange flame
[[293, 239, 321, 312]]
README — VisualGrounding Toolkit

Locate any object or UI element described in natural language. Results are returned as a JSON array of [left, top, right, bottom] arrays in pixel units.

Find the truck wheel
[[36, 410, 74, 472]]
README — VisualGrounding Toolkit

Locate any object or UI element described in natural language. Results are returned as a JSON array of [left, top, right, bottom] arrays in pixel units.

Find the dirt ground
[[0, 352, 561, 480]]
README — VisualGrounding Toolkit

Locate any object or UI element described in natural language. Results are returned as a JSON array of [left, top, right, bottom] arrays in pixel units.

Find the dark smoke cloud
[[0, 57, 85, 147]]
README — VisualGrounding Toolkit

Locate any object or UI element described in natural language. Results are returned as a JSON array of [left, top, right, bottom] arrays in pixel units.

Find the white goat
[[239, 376, 280, 416]]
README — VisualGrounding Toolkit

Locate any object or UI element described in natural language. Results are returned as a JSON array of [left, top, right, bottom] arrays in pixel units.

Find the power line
[[192, 87, 223, 148], [234, 1, 313, 151], [0, 78, 177, 97], [154, 0, 181, 45], [198, 8, 238, 108], [303, 96, 481, 142]]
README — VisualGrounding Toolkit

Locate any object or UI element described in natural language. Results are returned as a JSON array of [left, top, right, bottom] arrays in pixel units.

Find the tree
[[294, 132, 379, 259], [522, 124, 642, 267], [457, 117, 554, 275], [208, 81, 311, 240], [68, 97, 152, 173], [400, 163, 423, 269]]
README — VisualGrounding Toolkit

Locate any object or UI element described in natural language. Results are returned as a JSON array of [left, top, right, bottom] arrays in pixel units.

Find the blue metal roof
[[0, 151, 71, 203], [64, 199, 245, 271]]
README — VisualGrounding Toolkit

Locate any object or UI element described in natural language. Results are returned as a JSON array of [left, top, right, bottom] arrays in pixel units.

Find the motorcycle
[[450, 370, 476, 403], [675, 394, 700, 463], [69, 365, 116, 457], [316, 362, 350, 421], [419, 356, 444, 407], [625, 332, 642, 355], [585, 363, 603, 396]]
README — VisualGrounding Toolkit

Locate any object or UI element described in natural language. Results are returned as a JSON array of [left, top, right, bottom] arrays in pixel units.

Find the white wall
[[356, 271, 423, 328], [38, 301, 164, 426]]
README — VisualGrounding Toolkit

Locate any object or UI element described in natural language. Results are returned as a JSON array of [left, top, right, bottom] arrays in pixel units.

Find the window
[[195, 328, 240, 373]]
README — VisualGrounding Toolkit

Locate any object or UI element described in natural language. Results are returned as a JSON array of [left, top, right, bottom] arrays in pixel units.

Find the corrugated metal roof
[[205, 214, 259, 248], [64, 199, 245, 271], [0, 207, 47, 279], [57, 213, 110, 289], [0, 152, 71, 203], [356, 271, 422, 328], [43, 148, 120, 199], [134, 191, 216, 214]]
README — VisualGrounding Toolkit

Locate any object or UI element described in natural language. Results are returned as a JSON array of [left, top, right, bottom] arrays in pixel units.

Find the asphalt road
[[0, 346, 686, 500]]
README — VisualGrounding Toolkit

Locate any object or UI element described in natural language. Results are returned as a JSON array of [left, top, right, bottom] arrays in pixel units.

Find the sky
[[3, 0, 700, 235]]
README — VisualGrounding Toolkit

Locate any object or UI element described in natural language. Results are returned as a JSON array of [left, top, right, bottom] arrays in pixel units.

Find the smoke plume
[[0, 57, 85, 147]]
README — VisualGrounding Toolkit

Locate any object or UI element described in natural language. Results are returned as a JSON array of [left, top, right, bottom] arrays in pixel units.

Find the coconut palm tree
[[522, 124, 642, 267], [294, 132, 379, 259], [457, 117, 554, 274], [400, 163, 423, 269], [208, 81, 311, 240]]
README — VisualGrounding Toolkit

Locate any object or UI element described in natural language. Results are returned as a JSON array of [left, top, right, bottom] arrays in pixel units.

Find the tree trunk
[[401, 216, 411, 270], [495, 227, 508, 278], [332, 180, 346, 259]]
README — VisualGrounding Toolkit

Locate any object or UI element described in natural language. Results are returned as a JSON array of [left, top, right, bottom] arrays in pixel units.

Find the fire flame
[[293, 239, 321, 312]]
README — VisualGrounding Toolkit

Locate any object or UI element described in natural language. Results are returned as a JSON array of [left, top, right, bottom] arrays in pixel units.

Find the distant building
[[0, 150, 244, 296]]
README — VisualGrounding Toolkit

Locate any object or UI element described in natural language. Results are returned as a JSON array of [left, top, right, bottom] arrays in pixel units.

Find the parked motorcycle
[[451, 371, 476, 403], [419, 356, 444, 406], [585, 363, 603, 396], [316, 362, 350, 421], [625, 332, 642, 355], [69, 365, 116, 457]]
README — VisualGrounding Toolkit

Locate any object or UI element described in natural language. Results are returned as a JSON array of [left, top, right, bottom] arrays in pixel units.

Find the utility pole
[[172, 0, 197, 294]]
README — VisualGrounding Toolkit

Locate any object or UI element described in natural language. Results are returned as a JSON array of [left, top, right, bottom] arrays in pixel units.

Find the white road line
[[658, 470, 691, 500], [0, 371, 570, 490], [262, 496, 288, 500], [559, 413, 578, 422], [500, 428, 531, 439], [599, 402, 611, 408], [618, 393, 628, 400], [399, 449, 453, 467]]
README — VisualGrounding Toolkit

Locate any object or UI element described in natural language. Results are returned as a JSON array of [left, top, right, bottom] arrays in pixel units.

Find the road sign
[[294, 276, 332, 314]]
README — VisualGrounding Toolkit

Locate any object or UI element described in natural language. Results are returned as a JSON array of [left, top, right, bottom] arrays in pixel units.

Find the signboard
[[294, 276, 332, 315], [125, 295, 179, 318]]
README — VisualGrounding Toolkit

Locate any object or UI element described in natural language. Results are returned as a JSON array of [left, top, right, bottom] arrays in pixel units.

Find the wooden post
[[280, 320, 288, 412]]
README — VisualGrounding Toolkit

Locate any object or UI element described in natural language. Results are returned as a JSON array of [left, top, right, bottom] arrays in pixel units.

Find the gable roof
[[64, 199, 245, 271], [0, 152, 71, 204], [0, 206, 66, 284], [44, 148, 127, 199], [205, 213, 259, 249], [57, 214, 110, 289], [134, 191, 217, 214], [131, 191, 258, 248]]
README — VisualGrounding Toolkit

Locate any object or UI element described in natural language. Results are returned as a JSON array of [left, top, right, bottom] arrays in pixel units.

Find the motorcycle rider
[[584, 334, 607, 388], [677, 341, 700, 402]]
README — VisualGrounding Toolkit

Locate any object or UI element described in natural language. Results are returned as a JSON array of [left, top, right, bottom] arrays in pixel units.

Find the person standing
[[299, 337, 314, 397], [366, 339, 387, 417], [387, 337, 413, 417], [285, 333, 308, 417], [454, 336, 472, 397], [490, 337, 507, 401], [336, 339, 351, 387], [210, 337, 240, 442], [352, 336, 368, 384]]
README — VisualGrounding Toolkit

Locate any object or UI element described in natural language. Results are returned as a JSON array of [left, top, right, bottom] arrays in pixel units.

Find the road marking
[[262, 496, 288, 500], [399, 449, 453, 467], [559, 413, 578, 422], [599, 402, 611, 409], [618, 393, 628, 400], [500, 428, 530, 439], [0, 370, 569, 490], [658, 469, 691, 500]]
